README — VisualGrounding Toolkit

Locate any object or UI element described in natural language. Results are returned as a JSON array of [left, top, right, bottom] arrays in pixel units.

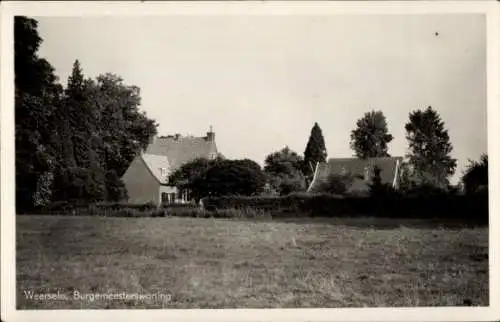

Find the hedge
[[24, 200, 271, 219], [27, 201, 163, 217], [21, 191, 488, 224], [201, 192, 489, 222]]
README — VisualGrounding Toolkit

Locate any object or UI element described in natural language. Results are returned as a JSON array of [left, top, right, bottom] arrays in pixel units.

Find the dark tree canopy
[[304, 122, 327, 175], [105, 169, 128, 201], [462, 154, 488, 195], [263, 147, 306, 195], [264, 146, 303, 177], [92, 73, 158, 177], [350, 110, 393, 159], [404, 106, 457, 189], [51, 68, 158, 203], [204, 159, 267, 197], [15, 16, 62, 210], [15, 16, 158, 210], [169, 157, 266, 200], [168, 157, 222, 189], [53, 60, 107, 202]]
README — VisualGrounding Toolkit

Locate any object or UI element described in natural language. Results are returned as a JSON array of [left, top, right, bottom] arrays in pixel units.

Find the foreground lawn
[[16, 215, 488, 309]]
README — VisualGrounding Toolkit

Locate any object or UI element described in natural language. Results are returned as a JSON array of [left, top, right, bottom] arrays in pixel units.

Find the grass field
[[16, 215, 488, 309]]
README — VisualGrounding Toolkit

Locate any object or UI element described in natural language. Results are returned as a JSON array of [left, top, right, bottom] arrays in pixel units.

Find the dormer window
[[160, 168, 167, 177]]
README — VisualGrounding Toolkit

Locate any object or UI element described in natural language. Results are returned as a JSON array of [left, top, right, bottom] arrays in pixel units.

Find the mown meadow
[[17, 212, 488, 309]]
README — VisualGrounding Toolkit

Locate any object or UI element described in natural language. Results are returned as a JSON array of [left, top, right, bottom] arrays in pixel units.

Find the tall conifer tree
[[304, 122, 327, 176]]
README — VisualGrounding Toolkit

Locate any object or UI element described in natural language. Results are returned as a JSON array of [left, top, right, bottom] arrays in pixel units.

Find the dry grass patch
[[16, 215, 488, 308]]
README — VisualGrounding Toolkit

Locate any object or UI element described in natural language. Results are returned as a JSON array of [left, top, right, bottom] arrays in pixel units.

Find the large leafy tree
[[404, 106, 457, 189], [169, 157, 221, 186], [303, 122, 327, 176], [94, 73, 158, 177], [201, 159, 267, 197], [263, 146, 306, 195], [15, 16, 63, 210], [462, 154, 488, 195], [52, 70, 158, 202], [350, 110, 393, 159], [16, 16, 159, 208], [175, 158, 267, 199]]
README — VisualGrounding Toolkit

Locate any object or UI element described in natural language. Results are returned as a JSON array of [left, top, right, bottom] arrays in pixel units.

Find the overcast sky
[[36, 14, 487, 184]]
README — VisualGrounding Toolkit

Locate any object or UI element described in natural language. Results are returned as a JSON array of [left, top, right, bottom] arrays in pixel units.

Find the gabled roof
[[140, 153, 171, 184], [308, 156, 403, 193], [144, 135, 218, 171]]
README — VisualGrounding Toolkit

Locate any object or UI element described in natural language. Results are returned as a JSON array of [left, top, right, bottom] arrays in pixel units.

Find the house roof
[[144, 135, 218, 171], [140, 153, 171, 184], [308, 156, 403, 193]]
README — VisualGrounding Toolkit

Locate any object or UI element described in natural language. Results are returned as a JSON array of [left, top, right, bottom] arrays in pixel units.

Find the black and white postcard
[[1, 1, 499, 322]]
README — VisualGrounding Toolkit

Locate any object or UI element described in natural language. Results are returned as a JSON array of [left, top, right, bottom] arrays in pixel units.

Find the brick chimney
[[206, 125, 215, 142]]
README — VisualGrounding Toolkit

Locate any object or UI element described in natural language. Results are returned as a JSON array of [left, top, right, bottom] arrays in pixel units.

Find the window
[[161, 192, 168, 204], [160, 168, 167, 177]]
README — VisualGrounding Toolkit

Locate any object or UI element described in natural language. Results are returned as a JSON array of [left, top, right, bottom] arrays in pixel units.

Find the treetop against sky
[[35, 14, 487, 184]]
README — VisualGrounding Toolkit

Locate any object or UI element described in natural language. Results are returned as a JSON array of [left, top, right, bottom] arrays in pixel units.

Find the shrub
[[164, 206, 208, 218], [213, 207, 270, 219], [34, 201, 161, 217], [369, 166, 397, 198], [313, 173, 355, 195], [277, 175, 307, 195], [162, 203, 199, 209], [261, 182, 279, 197], [462, 154, 488, 195]]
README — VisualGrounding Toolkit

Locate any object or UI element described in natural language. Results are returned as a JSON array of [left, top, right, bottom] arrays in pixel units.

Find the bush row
[[36, 200, 159, 213], [23, 191, 488, 224], [26, 201, 271, 219], [201, 191, 489, 222], [29, 201, 165, 217], [32, 201, 202, 213], [162, 206, 271, 219]]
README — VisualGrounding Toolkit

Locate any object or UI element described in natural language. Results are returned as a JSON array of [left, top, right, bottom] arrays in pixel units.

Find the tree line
[[15, 16, 487, 210], [15, 16, 158, 212], [170, 108, 487, 199], [275, 108, 486, 196]]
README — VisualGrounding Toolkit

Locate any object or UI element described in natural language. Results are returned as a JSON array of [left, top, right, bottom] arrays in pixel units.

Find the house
[[307, 156, 403, 194], [122, 128, 218, 205]]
